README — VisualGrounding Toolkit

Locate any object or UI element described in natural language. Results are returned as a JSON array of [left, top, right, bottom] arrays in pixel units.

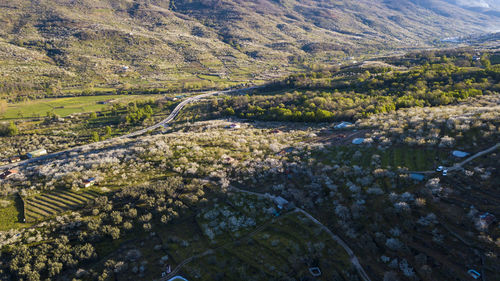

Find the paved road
[[120, 91, 225, 138], [0, 87, 255, 171]]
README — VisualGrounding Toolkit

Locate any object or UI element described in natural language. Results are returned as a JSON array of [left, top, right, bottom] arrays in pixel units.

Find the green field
[[490, 54, 500, 65], [0, 95, 158, 120], [0, 196, 30, 230], [317, 146, 451, 171]]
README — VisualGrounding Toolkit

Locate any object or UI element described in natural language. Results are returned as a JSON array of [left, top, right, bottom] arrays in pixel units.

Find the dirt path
[[404, 143, 499, 175], [159, 188, 372, 281], [295, 209, 371, 281], [228, 186, 372, 281], [449, 143, 499, 171], [159, 210, 292, 281]]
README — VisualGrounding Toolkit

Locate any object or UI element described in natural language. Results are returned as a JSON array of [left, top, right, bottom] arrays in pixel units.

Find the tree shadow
[[14, 194, 25, 223]]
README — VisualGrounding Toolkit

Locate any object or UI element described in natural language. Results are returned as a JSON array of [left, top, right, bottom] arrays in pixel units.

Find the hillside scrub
[[358, 94, 500, 147], [1, 115, 499, 280], [1, 48, 499, 280]]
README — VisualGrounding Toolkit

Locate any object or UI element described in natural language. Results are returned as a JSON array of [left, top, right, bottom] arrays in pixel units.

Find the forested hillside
[[210, 50, 500, 122]]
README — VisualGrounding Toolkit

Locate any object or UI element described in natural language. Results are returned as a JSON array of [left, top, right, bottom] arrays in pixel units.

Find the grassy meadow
[[0, 196, 30, 231]]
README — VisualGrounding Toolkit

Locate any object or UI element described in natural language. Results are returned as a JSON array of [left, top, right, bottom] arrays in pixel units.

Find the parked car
[[436, 166, 444, 172], [442, 169, 448, 176]]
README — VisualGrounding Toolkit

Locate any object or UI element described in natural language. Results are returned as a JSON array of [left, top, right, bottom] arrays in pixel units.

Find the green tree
[[480, 54, 491, 69], [90, 132, 100, 142], [223, 107, 235, 116], [47, 261, 63, 277], [110, 211, 122, 225], [123, 221, 133, 230], [108, 226, 120, 240], [144, 105, 153, 115], [74, 244, 96, 260], [315, 109, 333, 120], [7, 121, 18, 136], [105, 126, 112, 137]]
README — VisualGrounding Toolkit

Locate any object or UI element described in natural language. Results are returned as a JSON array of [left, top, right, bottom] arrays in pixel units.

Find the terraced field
[[23, 190, 99, 222]]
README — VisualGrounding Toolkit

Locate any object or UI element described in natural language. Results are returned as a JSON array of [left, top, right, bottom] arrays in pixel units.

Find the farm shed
[[273, 196, 294, 210], [309, 267, 322, 277], [476, 212, 496, 230], [167, 276, 188, 281], [9, 156, 21, 163], [82, 177, 96, 188], [226, 123, 240, 129], [334, 122, 353, 129], [410, 173, 425, 181]]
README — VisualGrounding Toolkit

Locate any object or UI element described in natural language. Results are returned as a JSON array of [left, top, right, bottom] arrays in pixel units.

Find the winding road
[[120, 91, 227, 138], [0, 87, 254, 171]]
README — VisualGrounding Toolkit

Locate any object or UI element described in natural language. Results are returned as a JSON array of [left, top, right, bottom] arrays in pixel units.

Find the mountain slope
[[0, 0, 498, 98]]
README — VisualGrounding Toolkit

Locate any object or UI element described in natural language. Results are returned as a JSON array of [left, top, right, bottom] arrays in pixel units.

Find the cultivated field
[[0, 95, 159, 120]]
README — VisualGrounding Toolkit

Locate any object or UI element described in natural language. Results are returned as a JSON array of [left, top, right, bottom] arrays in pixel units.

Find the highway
[[120, 91, 226, 138]]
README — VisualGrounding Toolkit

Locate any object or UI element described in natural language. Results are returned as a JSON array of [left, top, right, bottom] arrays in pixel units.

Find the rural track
[[403, 143, 500, 175], [227, 186, 372, 281], [160, 210, 286, 281], [448, 143, 499, 171], [0, 87, 257, 171], [2, 86, 498, 280], [159, 184, 373, 281]]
